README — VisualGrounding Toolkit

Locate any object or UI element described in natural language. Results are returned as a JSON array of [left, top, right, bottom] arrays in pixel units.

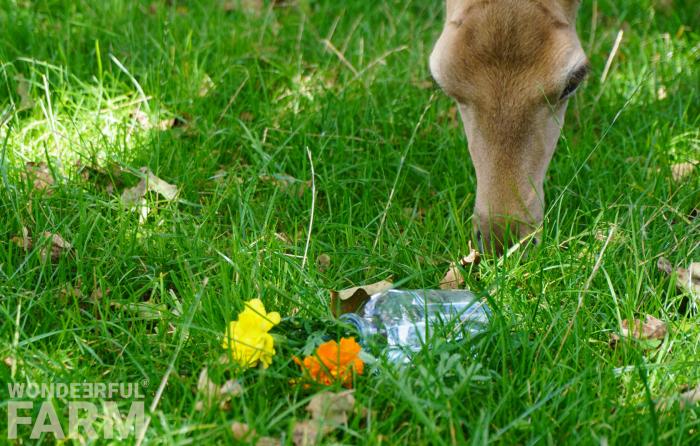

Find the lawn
[[1, 0, 699, 444]]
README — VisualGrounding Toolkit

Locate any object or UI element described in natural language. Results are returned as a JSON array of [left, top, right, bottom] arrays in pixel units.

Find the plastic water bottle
[[339, 289, 491, 363]]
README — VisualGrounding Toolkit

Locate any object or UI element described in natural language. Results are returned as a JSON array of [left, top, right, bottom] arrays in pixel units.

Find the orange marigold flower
[[294, 337, 364, 388]]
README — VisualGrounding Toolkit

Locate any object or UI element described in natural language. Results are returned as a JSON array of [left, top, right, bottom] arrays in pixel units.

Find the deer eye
[[560, 64, 590, 100]]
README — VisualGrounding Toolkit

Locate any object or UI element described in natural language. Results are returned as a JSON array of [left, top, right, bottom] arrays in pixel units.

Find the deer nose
[[473, 214, 541, 256]]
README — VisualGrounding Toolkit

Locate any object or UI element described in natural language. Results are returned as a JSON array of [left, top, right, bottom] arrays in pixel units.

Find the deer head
[[430, 0, 588, 254]]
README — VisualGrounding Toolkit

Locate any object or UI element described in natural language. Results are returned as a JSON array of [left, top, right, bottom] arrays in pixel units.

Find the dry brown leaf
[[131, 109, 151, 128], [224, 0, 292, 14], [242, 0, 264, 13], [131, 108, 189, 132], [293, 390, 355, 446], [14, 73, 34, 110], [657, 257, 700, 300], [259, 173, 311, 196], [680, 386, 700, 408], [671, 161, 698, 182], [657, 85, 667, 100], [275, 232, 292, 244], [23, 162, 54, 194], [3, 356, 15, 368], [60, 281, 83, 301], [163, 115, 190, 131], [198, 74, 215, 97], [10, 226, 31, 251], [121, 167, 178, 206], [330, 279, 393, 317], [231, 421, 280, 445], [293, 421, 322, 446], [610, 314, 667, 346], [305, 390, 355, 424], [14, 231, 72, 262], [316, 254, 331, 272], [239, 111, 254, 122], [256, 437, 281, 446], [41, 232, 72, 262], [231, 421, 252, 440], [440, 242, 481, 290], [90, 287, 109, 301], [195, 367, 242, 411]]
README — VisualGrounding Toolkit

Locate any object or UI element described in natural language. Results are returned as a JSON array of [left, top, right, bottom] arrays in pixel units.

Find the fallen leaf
[[657, 257, 700, 300], [610, 314, 667, 346], [305, 390, 355, 424], [293, 421, 321, 446], [231, 421, 252, 440], [239, 111, 254, 122], [90, 287, 110, 301], [671, 161, 698, 182], [440, 242, 481, 290], [293, 390, 355, 446], [131, 108, 189, 132], [60, 281, 83, 301], [657, 85, 667, 100], [10, 226, 31, 251], [680, 385, 700, 408], [316, 254, 331, 272], [198, 74, 215, 97], [242, 0, 264, 13], [330, 279, 393, 317], [156, 115, 190, 131], [259, 173, 311, 197], [42, 232, 72, 262], [121, 167, 178, 206], [195, 367, 242, 411], [131, 109, 151, 128], [14, 73, 34, 110], [15, 231, 74, 262], [256, 437, 281, 446], [3, 356, 15, 368], [23, 162, 54, 194], [224, 0, 292, 14], [275, 232, 292, 244]]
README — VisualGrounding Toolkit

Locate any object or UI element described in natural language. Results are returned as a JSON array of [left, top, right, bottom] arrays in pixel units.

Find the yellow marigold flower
[[222, 299, 281, 369]]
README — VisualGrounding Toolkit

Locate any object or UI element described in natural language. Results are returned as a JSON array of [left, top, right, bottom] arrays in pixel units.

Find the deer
[[430, 0, 589, 254]]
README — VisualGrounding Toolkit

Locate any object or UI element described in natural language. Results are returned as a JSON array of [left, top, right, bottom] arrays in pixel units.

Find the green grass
[[1, 0, 699, 444]]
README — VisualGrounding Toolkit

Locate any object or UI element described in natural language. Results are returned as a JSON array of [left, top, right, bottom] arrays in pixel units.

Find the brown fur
[[431, 0, 586, 253]]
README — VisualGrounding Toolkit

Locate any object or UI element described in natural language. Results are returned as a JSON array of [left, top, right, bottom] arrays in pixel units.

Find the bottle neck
[[339, 313, 374, 340]]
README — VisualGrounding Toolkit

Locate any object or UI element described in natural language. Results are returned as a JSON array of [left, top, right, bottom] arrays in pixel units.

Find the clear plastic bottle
[[340, 289, 491, 363]]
